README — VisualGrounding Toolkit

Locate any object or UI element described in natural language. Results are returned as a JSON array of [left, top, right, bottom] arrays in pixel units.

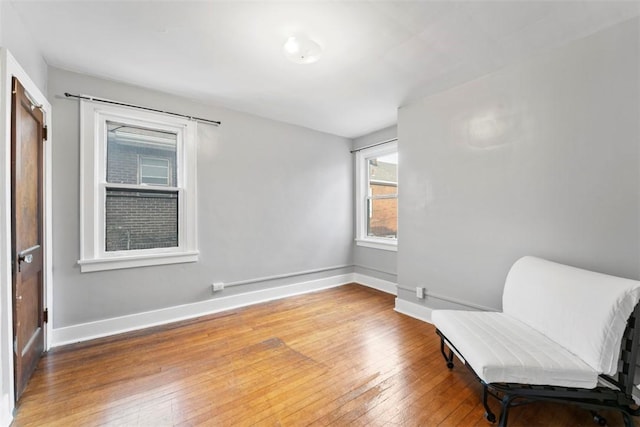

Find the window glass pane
[[368, 153, 397, 196], [106, 121, 177, 186], [105, 188, 178, 251], [367, 151, 398, 239], [367, 197, 397, 238]]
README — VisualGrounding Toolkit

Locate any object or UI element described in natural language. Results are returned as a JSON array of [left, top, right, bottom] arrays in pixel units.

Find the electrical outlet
[[416, 287, 425, 299], [211, 282, 224, 293]]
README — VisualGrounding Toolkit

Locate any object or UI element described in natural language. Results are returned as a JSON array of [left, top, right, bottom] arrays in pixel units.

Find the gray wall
[[397, 17, 640, 311], [351, 126, 398, 283], [0, 1, 47, 92], [49, 67, 353, 328]]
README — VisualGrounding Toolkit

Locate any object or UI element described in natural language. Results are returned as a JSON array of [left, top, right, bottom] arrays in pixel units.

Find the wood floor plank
[[11, 284, 636, 427]]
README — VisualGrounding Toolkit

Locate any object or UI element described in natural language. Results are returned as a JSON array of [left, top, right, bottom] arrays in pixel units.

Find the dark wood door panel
[[15, 110, 40, 247], [11, 76, 45, 401]]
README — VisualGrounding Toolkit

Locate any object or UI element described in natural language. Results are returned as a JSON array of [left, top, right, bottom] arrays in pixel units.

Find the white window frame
[[355, 141, 398, 251], [78, 100, 198, 272]]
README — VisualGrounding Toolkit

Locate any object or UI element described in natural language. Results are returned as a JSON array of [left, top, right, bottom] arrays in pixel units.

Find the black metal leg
[[498, 395, 514, 427], [483, 384, 496, 423], [439, 336, 455, 369]]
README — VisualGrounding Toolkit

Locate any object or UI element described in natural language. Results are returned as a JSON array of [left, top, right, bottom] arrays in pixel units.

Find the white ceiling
[[11, 1, 640, 138]]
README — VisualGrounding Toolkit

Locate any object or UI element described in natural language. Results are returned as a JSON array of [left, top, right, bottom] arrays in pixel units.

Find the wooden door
[[11, 76, 46, 401]]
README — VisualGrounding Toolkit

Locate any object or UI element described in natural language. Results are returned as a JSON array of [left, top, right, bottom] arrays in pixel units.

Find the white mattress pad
[[433, 310, 599, 388]]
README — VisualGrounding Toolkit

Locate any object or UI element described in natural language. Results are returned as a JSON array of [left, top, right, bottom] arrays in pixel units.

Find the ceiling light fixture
[[283, 35, 323, 64]]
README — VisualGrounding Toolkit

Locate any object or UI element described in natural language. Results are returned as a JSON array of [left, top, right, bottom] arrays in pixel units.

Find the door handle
[[16, 245, 39, 271], [18, 254, 33, 264]]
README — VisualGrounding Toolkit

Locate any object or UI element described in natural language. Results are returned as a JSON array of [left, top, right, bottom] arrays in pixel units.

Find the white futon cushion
[[503, 256, 640, 376], [432, 310, 599, 388]]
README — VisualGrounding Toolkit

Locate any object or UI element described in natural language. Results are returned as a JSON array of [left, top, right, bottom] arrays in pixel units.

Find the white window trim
[[78, 100, 198, 272], [355, 141, 398, 252]]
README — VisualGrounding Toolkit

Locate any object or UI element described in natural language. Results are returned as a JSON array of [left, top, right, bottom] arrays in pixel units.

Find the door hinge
[[43, 125, 48, 141], [13, 338, 18, 355], [43, 308, 49, 323]]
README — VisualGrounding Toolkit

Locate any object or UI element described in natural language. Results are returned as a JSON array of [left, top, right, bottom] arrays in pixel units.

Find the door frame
[[0, 49, 52, 424]]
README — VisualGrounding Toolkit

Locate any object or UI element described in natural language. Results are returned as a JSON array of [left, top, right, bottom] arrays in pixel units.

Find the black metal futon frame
[[436, 304, 640, 427]]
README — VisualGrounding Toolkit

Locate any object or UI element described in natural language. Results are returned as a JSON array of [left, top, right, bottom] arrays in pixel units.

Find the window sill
[[78, 250, 199, 273], [355, 239, 398, 252]]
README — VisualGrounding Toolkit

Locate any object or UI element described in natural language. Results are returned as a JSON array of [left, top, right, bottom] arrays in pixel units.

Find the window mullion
[[104, 182, 181, 192]]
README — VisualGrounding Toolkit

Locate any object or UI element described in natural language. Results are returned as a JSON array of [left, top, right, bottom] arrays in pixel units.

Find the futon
[[433, 256, 640, 426]]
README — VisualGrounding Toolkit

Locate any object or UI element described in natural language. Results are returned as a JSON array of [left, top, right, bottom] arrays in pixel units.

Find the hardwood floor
[[12, 284, 633, 426]]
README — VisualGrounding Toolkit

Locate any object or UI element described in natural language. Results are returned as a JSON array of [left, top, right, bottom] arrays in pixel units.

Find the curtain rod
[[350, 137, 397, 154], [64, 92, 221, 126]]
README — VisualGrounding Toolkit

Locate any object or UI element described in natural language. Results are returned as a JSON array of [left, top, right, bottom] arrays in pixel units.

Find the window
[[139, 157, 171, 186], [355, 141, 398, 251], [78, 101, 198, 272]]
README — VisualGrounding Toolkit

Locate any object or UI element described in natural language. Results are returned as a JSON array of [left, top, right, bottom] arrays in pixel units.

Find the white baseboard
[[51, 271, 400, 348], [352, 273, 397, 295], [52, 273, 353, 347], [394, 297, 433, 324]]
